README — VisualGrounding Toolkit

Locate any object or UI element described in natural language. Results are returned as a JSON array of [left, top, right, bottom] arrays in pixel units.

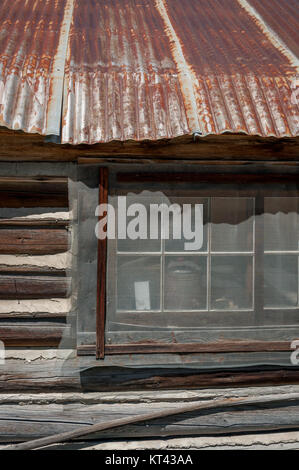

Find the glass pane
[[211, 255, 253, 310], [164, 197, 208, 252], [117, 256, 161, 311], [211, 197, 254, 252], [164, 256, 207, 310], [264, 255, 298, 308], [264, 198, 299, 251], [116, 193, 162, 252]]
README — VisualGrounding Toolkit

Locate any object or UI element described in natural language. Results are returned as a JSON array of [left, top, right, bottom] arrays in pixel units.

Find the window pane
[[264, 255, 298, 308], [211, 255, 253, 310], [211, 197, 254, 252], [116, 193, 162, 252], [164, 256, 207, 310], [264, 198, 299, 251], [164, 197, 208, 253], [117, 256, 161, 311]]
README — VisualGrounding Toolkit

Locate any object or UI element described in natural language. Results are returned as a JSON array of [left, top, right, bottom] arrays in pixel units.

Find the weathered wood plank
[[78, 341, 293, 356], [1, 399, 299, 443], [1, 361, 299, 392], [0, 312, 69, 319], [0, 266, 66, 275], [0, 219, 69, 227], [0, 324, 70, 346], [0, 177, 68, 207], [96, 167, 108, 359], [0, 128, 298, 161], [117, 173, 299, 184], [79, 367, 299, 392], [0, 275, 71, 299], [0, 228, 69, 254]]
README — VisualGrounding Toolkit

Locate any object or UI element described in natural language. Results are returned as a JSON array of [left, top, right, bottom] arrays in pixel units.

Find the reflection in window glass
[[211, 255, 253, 310], [111, 189, 299, 329], [211, 198, 254, 252], [264, 255, 299, 308], [164, 198, 208, 252], [117, 194, 162, 253], [264, 198, 299, 251]]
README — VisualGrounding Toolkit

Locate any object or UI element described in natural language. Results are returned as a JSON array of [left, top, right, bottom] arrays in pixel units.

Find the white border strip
[[46, 0, 75, 135]]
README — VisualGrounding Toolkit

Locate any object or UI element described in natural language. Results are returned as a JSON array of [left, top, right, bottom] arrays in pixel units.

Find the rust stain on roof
[[0, 0, 298, 144], [247, 0, 299, 59], [0, 0, 72, 136]]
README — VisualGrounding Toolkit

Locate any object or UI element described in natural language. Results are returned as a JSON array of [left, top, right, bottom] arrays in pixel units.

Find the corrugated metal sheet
[[0, 0, 298, 144], [0, 0, 73, 136], [247, 0, 299, 58]]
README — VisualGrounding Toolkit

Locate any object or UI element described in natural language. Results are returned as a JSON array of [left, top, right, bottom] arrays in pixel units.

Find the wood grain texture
[[0, 275, 71, 299], [2, 393, 299, 446], [117, 173, 299, 183], [1, 360, 298, 392], [0, 266, 67, 275], [78, 341, 293, 356], [0, 219, 69, 227], [0, 177, 68, 207], [0, 128, 298, 161], [3, 395, 299, 448], [96, 167, 108, 359], [0, 312, 69, 319], [0, 324, 70, 346], [0, 228, 69, 254]]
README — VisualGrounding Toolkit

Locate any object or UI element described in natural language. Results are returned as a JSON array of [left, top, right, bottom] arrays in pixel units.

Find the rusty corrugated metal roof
[[0, 0, 73, 136], [0, 0, 298, 144]]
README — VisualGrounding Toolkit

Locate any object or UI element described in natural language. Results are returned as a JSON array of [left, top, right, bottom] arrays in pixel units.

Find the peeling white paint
[[0, 80, 4, 105], [2, 349, 75, 362], [81, 431, 299, 450], [0, 252, 71, 270], [1, 385, 297, 402], [46, 0, 75, 135], [0, 298, 72, 314], [5, 211, 71, 221]]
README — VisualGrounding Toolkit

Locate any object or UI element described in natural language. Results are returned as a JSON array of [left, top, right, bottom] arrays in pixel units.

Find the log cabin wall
[[1, 160, 299, 391], [0, 163, 76, 352], [1, 161, 299, 446]]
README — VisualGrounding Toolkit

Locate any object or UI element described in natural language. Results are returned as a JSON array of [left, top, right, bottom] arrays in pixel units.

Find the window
[[81, 169, 299, 358], [107, 194, 254, 326]]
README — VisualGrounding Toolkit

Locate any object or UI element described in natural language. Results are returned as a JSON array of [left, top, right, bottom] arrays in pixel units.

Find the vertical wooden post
[[254, 193, 264, 326], [96, 167, 108, 359]]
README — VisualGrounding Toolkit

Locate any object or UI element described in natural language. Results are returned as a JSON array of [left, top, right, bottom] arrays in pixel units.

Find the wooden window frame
[[95, 169, 299, 359]]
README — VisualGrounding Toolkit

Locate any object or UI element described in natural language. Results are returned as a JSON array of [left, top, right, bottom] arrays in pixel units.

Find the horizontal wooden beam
[[0, 324, 70, 346], [117, 173, 299, 184], [0, 128, 299, 161], [0, 276, 71, 299], [0, 219, 69, 227], [0, 176, 67, 186], [0, 312, 69, 319], [4, 394, 299, 448], [0, 228, 69, 254], [1, 362, 299, 392], [78, 341, 294, 356], [0, 266, 67, 275], [0, 177, 68, 208]]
